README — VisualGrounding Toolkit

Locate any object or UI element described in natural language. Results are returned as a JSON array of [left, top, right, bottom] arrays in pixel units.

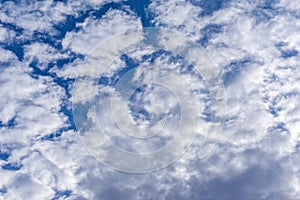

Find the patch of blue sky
[[275, 42, 299, 58], [98, 54, 140, 88], [189, 0, 231, 16], [252, 3, 278, 24], [281, 49, 298, 58], [52, 190, 72, 200], [123, 0, 154, 27], [198, 23, 223, 47], [0, 117, 17, 128], [1, 162, 22, 171], [250, 0, 281, 21], [40, 124, 76, 142], [0, 151, 10, 161], [222, 58, 253, 87], [0, 20, 23, 36], [267, 122, 289, 135], [268, 105, 281, 117], [274, 122, 289, 133], [56, 52, 84, 69], [98, 52, 153, 87], [0, 186, 7, 195], [128, 85, 152, 125], [263, 91, 282, 117], [2, 43, 24, 61]]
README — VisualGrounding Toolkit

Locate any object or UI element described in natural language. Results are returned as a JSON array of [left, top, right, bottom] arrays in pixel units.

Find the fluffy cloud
[[148, 0, 300, 198], [1, 0, 300, 199]]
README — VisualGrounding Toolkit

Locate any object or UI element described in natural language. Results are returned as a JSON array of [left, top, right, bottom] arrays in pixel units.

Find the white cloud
[[1, 0, 300, 199], [148, 0, 300, 198], [23, 43, 68, 70], [1, 2, 143, 199], [2, 172, 55, 200], [0, 50, 69, 198], [0, 0, 122, 37], [62, 9, 142, 54]]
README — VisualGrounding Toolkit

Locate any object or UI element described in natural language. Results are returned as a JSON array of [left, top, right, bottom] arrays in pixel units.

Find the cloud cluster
[[0, 0, 299, 199], [148, 0, 300, 198]]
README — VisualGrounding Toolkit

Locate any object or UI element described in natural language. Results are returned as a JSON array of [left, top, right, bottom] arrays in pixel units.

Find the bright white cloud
[[62, 9, 142, 54], [148, 0, 300, 198], [1, 0, 300, 199]]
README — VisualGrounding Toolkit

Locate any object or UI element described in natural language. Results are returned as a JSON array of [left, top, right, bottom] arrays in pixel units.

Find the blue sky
[[0, 0, 300, 199]]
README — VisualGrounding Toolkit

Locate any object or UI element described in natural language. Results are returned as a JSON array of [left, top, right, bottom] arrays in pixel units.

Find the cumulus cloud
[[147, 0, 300, 198], [1, 0, 300, 199]]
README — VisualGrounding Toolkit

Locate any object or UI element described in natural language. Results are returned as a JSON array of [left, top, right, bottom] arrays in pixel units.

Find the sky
[[0, 0, 300, 199]]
